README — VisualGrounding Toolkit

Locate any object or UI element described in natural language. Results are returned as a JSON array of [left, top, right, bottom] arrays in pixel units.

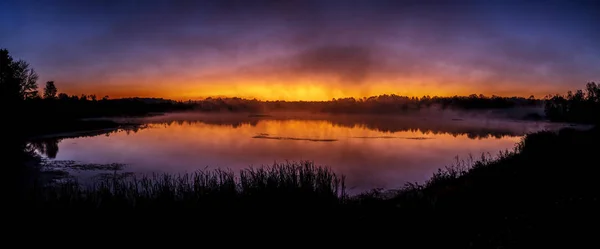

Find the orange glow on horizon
[[58, 79, 566, 101]]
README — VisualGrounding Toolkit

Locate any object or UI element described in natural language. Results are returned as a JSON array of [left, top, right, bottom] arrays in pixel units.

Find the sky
[[1, 0, 599, 100]]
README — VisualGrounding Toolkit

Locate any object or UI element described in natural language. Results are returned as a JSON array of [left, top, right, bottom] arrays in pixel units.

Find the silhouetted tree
[[585, 82, 600, 102], [545, 82, 600, 124], [58, 93, 69, 101], [0, 48, 39, 103], [43, 81, 58, 99]]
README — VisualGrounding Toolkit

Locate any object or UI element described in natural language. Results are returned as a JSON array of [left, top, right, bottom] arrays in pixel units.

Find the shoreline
[[26, 119, 142, 140], [17, 119, 600, 246], [29, 126, 123, 140]]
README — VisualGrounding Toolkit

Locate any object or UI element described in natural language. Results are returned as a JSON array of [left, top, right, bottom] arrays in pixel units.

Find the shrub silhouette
[[545, 82, 600, 124]]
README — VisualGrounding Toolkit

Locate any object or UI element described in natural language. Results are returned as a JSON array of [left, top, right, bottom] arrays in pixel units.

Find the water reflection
[[131, 112, 567, 139], [40, 113, 575, 193], [29, 126, 143, 159], [30, 139, 59, 159]]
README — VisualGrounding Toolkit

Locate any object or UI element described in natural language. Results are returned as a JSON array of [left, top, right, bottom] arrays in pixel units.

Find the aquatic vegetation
[[31, 161, 345, 208]]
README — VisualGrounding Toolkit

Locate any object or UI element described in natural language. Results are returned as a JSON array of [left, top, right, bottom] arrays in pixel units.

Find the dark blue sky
[[1, 0, 599, 100]]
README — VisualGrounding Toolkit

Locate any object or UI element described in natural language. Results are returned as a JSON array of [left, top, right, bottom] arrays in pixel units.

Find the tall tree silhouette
[[0, 48, 39, 103], [43, 81, 58, 99]]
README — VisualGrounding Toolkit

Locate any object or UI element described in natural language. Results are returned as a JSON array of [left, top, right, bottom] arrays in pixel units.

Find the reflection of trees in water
[[150, 116, 529, 139], [122, 125, 145, 135], [28, 125, 144, 158], [29, 139, 60, 159], [326, 119, 523, 139], [166, 119, 260, 128]]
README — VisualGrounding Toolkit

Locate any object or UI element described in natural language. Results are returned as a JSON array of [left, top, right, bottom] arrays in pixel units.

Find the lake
[[37, 112, 576, 193]]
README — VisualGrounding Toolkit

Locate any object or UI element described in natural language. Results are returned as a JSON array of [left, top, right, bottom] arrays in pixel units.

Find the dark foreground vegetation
[[18, 126, 600, 246]]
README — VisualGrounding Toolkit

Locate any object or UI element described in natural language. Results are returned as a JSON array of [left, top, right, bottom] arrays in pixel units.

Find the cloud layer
[[1, 0, 599, 99]]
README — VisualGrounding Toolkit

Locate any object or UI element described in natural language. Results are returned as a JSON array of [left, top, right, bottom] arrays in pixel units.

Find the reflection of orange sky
[[55, 119, 523, 192]]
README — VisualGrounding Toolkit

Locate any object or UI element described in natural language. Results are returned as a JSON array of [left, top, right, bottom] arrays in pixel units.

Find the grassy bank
[[29, 162, 345, 209], [381, 125, 600, 247]]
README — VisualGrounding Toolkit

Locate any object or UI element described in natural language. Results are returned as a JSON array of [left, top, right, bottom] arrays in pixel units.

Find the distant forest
[[544, 82, 600, 124], [191, 94, 542, 114]]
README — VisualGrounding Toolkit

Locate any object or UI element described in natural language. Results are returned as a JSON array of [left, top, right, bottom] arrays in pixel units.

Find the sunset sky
[[1, 0, 599, 100]]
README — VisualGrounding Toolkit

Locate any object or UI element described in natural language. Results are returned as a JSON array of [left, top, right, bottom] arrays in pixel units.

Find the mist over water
[[39, 112, 578, 193]]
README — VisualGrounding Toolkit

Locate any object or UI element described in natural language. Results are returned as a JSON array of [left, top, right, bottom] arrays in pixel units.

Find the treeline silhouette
[[25, 94, 192, 120], [544, 82, 600, 124], [18, 94, 191, 138], [191, 94, 542, 114]]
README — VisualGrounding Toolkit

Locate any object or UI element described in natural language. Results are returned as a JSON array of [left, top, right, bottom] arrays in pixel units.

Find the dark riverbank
[[18, 125, 600, 247], [23, 119, 124, 139]]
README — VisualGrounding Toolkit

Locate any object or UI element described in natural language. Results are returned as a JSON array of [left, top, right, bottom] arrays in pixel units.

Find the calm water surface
[[40, 112, 574, 193]]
